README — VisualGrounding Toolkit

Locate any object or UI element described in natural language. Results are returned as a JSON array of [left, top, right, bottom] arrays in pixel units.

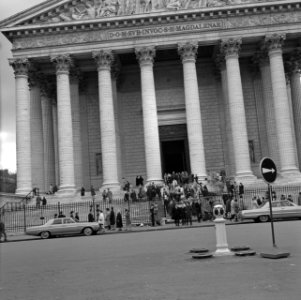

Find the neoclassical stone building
[[1, 0, 301, 195]]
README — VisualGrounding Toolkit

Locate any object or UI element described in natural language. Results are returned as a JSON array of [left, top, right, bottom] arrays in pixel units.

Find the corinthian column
[[135, 47, 162, 183], [215, 55, 235, 177], [220, 38, 255, 181], [254, 53, 280, 166], [51, 99, 60, 186], [70, 70, 83, 190], [92, 50, 119, 189], [178, 42, 206, 180], [286, 51, 301, 168], [264, 34, 300, 176], [51, 55, 76, 195], [40, 81, 55, 193], [28, 72, 45, 193], [9, 58, 32, 195]]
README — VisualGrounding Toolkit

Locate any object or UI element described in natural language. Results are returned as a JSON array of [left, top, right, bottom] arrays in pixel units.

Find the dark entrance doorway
[[161, 140, 188, 174]]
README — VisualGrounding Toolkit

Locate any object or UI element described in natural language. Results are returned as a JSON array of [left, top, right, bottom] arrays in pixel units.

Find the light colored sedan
[[241, 200, 301, 222], [26, 217, 100, 239]]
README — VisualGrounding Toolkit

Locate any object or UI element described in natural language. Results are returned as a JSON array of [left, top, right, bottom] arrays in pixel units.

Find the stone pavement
[[3, 219, 247, 243]]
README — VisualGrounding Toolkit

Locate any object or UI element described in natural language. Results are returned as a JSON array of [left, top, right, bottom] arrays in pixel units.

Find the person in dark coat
[[81, 187, 85, 196], [42, 196, 47, 206], [150, 204, 155, 226], [239, 182, 244, 196], [186, 202, 193, 226], [88, 210, 94, 222], [36, 195, 41, 208], [174, 205, 180, 226], [0, 217, 7, 242], [110, 207, 116, 230], [58, 211, 66, 218], [91, 186, 96, 200], [116, 211, 123, 231], [194, 200, 202, 222]]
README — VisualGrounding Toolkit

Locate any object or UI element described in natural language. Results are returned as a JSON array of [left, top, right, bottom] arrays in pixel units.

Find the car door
[[271, 201, 282, 218], [48, 218, 63, 235], [280, 201, 300, 218], [62, 218, 81, 235]]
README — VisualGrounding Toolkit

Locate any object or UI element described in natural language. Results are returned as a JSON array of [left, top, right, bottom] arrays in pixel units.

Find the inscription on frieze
[[107, 20, 224, 39], [13, 11, 301, 50]]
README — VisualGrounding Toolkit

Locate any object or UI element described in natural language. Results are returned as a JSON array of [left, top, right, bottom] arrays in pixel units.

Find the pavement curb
[[2, 220, 250, 243]]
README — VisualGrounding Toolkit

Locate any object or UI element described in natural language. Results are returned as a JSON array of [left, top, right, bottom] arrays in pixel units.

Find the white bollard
[[213, 204, 233, 256]]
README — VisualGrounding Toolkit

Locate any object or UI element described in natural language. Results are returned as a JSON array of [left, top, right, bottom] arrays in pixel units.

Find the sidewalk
[[3, 219, 248, 243]]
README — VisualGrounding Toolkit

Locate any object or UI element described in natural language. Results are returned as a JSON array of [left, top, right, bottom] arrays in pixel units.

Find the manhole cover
[[192, 253, 213, 259], [189, 248, 209, 254], [260, 252, 290, 259], [235, 250, 256, 256], [231, 246, 250, 252]]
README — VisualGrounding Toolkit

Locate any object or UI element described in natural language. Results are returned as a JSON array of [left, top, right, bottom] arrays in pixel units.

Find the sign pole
[[268, 183, 276, 248], [259, 157, 290, 259]]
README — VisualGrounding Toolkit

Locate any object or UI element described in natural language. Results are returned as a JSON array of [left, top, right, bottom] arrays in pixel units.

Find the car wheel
[[40, 231, 51, 239], [83, 227, 93, 236], [258, 215, 269, 222]]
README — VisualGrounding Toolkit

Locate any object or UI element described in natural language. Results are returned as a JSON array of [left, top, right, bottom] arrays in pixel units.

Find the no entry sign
[[260, 157, 277, 184]]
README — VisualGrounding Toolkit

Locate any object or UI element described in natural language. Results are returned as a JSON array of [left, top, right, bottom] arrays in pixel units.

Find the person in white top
[[98, 210, 105, 232]]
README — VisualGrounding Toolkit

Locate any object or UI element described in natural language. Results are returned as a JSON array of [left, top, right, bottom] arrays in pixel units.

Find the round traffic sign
[[260, 157, 277, 183]]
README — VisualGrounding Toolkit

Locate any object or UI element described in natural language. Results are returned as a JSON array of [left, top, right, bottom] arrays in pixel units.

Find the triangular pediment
[[0, 0, 284, 29]]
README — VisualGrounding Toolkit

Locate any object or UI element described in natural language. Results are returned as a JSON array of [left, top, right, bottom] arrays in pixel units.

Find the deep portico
[[1, 0, 301, 196]]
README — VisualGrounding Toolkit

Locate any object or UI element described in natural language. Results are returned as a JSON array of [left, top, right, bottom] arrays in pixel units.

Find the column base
[[100, 183, 122, 198], [277, 169, 301, 184], [234, 172, 258, 185], [197, 174, 208, 183], [16, 188, 32, 196], [56, 185, 77, 197], [146, 178, 164, 186]]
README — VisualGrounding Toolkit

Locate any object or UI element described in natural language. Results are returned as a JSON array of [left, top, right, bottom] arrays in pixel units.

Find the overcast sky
[[0, 0, 45, 172]]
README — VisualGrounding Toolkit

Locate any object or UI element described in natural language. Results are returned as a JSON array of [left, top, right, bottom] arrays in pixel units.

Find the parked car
[[26, 217, 100, 239], [241, 200, 301, 222]]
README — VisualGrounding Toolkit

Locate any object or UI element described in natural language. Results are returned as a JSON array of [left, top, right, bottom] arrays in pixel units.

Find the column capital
[[9, 58, 30, 77], [51, 54, 73, 74], [69, 67, 82, 84], [252, 51, 269, 67], [214, 53, 226, 71], [40, 75, 56, 99], [285, 49, 301, 75], [135, 46, 156, 66], [263, 33, 286, 53], [111, 57, 121, 80], [28, 69, 43, 89], [92, 50, 114, 71], [178, 42, 198, 63], [220, 38, 242, 59]]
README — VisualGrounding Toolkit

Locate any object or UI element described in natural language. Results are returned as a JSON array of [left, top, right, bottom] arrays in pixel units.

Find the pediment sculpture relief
[[44, 0, 268, 23]]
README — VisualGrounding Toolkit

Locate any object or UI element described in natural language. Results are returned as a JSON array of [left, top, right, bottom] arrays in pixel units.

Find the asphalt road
[[0, 220, 301, 300]]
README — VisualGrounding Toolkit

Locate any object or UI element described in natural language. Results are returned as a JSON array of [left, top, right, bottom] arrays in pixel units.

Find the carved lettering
[[12, 11, 301, 50]]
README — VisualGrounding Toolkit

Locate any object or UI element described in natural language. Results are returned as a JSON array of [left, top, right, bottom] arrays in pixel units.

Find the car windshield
[[52, 219, 62, 225], [262, 202, 280, 208], [44, 219, 56, 225], [63, 218, 76, 224], [281, 201, 295, 207]]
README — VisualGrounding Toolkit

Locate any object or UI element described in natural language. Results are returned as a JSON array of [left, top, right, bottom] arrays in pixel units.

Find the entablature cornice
[[2, 0, 301, 43]]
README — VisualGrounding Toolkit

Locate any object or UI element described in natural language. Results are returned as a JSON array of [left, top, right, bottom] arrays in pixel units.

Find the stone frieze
[[41, 0, 272, 23], [13, 11, 301, 50]]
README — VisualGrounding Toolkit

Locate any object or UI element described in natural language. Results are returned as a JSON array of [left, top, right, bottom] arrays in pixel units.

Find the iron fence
[[0, 198, 167, 233], [241, 185, 301, 209], [1, 185, 300, 233]]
